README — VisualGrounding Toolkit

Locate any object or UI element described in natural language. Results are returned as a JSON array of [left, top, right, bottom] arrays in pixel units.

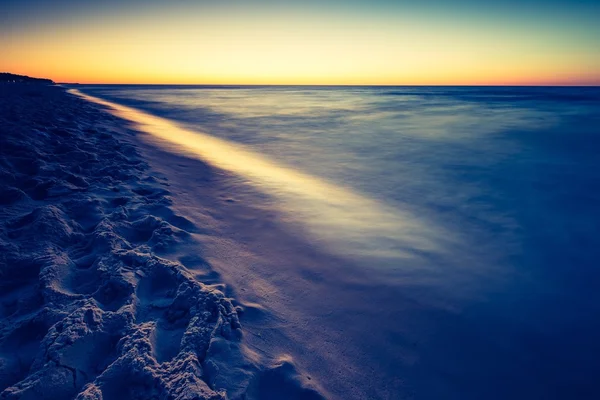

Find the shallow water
[[73, 85, 600, 399]]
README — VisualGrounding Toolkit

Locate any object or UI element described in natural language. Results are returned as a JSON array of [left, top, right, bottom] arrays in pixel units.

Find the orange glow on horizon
[[2, 6, 599, 86], [6, 65, 598, 87]]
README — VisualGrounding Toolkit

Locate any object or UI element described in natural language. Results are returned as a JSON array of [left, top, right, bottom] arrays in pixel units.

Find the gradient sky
[[1, 0, 599, 84]]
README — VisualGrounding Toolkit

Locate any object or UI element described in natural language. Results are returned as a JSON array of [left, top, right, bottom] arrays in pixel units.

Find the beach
[[0, 84, 324, 399], [2, 0, 599, 398], [2, 83, 600, 400]]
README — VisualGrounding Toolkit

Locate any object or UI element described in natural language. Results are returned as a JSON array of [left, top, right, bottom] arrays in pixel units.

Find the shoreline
[[0, 84, 324, 399], [69, 85, 425, 400]]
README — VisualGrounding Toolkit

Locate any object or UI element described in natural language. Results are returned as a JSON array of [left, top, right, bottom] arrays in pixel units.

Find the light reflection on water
[[70, 88, 445, 260]]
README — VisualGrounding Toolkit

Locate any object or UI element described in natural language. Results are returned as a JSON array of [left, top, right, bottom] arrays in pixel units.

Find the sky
[[1, 0, 599, 85]]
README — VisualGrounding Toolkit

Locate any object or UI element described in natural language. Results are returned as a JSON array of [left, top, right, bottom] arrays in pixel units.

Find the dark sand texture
[[0, 84, 323, 399]]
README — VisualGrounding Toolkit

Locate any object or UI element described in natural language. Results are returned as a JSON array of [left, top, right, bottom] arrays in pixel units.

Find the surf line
[[70, 88, 440, 260]]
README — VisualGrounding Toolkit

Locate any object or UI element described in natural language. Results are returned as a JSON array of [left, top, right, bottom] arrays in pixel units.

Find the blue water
[[75, 85, 600, 399]]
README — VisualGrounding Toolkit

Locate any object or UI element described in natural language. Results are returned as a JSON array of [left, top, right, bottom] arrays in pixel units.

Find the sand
[[0, 84, 323, 399]]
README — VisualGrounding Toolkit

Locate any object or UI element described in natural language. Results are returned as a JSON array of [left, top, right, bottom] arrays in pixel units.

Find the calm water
[[75, 85, 600, 399]]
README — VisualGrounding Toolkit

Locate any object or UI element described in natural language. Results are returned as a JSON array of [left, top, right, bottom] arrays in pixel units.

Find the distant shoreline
[[0, 72, 54, 84]]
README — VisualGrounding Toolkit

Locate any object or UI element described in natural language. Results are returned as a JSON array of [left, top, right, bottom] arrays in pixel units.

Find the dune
[[0, 83, 323, 399]]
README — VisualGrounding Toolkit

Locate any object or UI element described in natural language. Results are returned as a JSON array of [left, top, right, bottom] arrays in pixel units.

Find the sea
[[72, 85, 600, 399]]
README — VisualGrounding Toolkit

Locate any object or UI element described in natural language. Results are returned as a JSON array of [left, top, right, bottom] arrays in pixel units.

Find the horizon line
[[5, 71, 598, 87], [58, 82, 600, 87]]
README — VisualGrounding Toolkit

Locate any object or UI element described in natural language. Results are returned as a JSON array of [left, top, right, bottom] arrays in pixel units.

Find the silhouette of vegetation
[[0, 73, 54, 84]]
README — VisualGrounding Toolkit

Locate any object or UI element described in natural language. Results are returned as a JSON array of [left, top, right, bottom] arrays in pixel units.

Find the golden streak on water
[[70, 89, 442, 260]]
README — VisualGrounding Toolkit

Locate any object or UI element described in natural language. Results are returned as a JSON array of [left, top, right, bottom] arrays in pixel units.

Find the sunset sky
[[1, 0, 599, 85]]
